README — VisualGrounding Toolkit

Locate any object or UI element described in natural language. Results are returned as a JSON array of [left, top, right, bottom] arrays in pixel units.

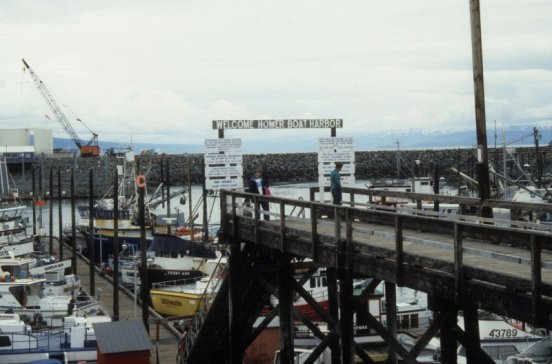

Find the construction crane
[[22, 58, 100, 157]]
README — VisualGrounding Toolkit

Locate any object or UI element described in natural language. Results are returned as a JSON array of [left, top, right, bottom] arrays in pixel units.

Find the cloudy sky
[[1, 0, 551, 151]]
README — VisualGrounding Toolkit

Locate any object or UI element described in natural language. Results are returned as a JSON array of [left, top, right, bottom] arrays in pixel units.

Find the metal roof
[[93, 320, 152, 354]]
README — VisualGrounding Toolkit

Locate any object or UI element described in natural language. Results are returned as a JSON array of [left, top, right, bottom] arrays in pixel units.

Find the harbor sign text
[[212, 119, 343, 129]]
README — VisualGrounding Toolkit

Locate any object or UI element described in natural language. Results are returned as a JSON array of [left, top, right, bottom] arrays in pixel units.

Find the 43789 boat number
[[487, 329, 518, 338]]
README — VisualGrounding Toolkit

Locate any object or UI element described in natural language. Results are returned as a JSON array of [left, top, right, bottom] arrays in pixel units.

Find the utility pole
[[534, 127, 542, 187], [469, 0, 493, 218]]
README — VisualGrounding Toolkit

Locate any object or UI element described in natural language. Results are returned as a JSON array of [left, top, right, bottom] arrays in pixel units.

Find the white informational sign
[[204, 138, 243, 190], [318, 163, 355, 175], [317, 137, 355, 188], [206, 177, 243, 190], [318, 151, 355, 163], [204, 138, 242, 154], [204, 153, 243, 164], [318, 137, 354, 151], [319, 175, 356, 187], [206, 165, 244, 178]]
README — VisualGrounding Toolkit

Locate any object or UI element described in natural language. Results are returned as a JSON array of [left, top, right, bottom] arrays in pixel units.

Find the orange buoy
[[135, 174, 146, 188]]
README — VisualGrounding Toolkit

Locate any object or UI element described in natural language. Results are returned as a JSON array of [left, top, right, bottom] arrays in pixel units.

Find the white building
[[0, 128, 53, 159]]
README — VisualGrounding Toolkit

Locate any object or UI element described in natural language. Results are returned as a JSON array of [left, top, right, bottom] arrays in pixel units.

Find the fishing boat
[[509, 186, 552, 224], [150, 277, 214, 317], [456, 316, 544, 364], [0, 251, 104, 321], [401, 314, 544, 364], [0, 158, 30, 245], [150, 259, 225, 317], [72, 149, 187, 264], [265, 268, 432, 338], [506, 336, 552, 363], [0, 312, 110, 364], [146, 233, 219, 288]]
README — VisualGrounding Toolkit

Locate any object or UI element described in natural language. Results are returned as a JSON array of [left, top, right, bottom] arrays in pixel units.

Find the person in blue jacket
[[330, 162, 343, 205], [248, 168, 270, 220]]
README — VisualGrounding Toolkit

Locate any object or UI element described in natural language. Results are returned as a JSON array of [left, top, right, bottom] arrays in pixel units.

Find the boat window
[[171, 251, 178, 258], [310, 277, 316, 288], [0, 336, 11, 347], [399, 315, 409, 329], [482, 345, 519, 361], [321, 276, 327, 287], [410, 314, 418, 328]]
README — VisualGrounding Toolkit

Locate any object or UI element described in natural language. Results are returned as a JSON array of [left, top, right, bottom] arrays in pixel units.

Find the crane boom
[[22, 59, 100, 157]]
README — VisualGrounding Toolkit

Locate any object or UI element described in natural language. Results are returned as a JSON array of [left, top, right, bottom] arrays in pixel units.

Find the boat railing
[[0, 324, 88, 353], [151, 276, 203, 290]]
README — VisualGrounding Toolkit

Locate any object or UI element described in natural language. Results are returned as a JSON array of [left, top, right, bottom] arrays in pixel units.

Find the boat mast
[[188, 154, 193, 230], [395, 138, 401, 183]]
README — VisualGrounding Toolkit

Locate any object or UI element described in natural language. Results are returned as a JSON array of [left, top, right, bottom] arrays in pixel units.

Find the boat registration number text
[[487, 329, 518, 338]]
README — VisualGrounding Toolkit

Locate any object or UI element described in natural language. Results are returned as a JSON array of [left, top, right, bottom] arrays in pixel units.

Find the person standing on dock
[[248, 168, 270, 220], [330, 162, 343, 205]]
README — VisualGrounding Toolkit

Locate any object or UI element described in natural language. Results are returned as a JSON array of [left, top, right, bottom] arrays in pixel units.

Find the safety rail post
[[280, 201, 287, 252], [254, 195, 260, 243], [334, 205, 341, 253], [531, 233, 542, 325], [394, 214, 403, 284], [454, 222, 464, 305], [311, 204, 318, 260], [221, 191, 232, 237], [350, 191, 355, 207], [345, 208, 353, 272]]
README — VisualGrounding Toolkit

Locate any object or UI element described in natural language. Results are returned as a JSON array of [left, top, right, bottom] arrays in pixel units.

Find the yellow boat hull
[[150, 289, 205, 317]]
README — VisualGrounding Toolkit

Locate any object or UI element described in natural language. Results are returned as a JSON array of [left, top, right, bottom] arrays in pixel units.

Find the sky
[[1, 0, 551, 152]]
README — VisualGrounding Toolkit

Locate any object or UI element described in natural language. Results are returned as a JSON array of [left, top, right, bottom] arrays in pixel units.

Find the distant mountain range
[[54, 125, 552, 155]]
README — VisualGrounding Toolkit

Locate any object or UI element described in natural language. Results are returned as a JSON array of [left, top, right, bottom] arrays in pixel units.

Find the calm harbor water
[[23, 180, 375, 233]]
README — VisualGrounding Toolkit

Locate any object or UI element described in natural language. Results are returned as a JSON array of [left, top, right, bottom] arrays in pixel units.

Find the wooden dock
[[57, 242, 180, 364], [181, 187, 552, 363]]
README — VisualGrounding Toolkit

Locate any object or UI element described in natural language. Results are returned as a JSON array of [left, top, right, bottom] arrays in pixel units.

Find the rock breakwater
[[7, 146, 548, 198]]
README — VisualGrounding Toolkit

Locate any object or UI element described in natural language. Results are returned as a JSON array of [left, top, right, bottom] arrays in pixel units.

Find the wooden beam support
[[454, 222, 464, 304], [385, 282, 398, 364], [463, 305, 483, 364], [440, 304, 458, 364], [278, 254, 295, 363], [311, 205, 318, 260], [326, 267, 341, 362], [409, 309, 454, 358], [228, 236, 243, 364], [395, 215, 404, 284], [363, 312, 418, 363], [456, 325, 495, 364], [280, 201, 287, 251], [531, 234, 542, 324], [339, 241, 355, 364]]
